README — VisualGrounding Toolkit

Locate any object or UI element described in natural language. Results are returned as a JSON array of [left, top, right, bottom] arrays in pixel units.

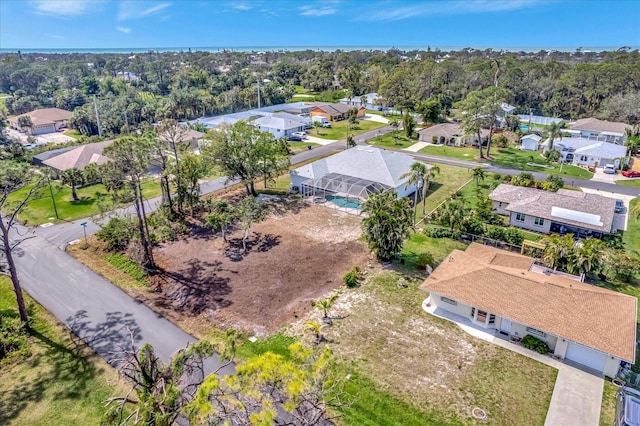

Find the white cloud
[[118, 1, 171, 20], [116, 26, 132, 34], [361, 0, 540, 21], [232, 3, 252, 10], [299, 5, 337, 16], [31, 0, 96, 17]]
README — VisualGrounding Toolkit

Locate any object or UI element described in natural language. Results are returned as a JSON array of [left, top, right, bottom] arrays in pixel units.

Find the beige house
[[569, 118, 630, 144], [489, 184, 617, 238], [421, 244, 637, 377], [417, 122, 489, 146], [9, 108, 73, 135], [309, 103, 366, 121]]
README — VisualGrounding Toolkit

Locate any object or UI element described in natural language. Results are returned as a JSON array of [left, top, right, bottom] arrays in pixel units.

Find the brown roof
[[43, 140, 114, 171], [158, 128, 205, 143], [571, 118, 630, 135], [309, 102, 362, 116], [9, 108, 73, 127], [489, 184, 616, 233], [420, 244, 637, 361], [417, 122, 490, 139]]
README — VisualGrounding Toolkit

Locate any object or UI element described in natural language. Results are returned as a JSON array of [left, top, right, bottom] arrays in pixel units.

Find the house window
[[515, 213, 526, 222], [580, 155, 588, 161], [534, 217, 545, 226], [476, 310, 488, 322], [440, 297, 457, 306], [526, 326, 546, 337], [489, 314, 496, 325]]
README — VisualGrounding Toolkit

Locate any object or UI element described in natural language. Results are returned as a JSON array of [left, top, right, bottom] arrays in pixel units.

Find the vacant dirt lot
[[145, 202, 368, 336]]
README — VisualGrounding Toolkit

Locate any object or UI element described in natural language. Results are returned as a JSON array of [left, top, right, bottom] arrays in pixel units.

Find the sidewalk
[[422, 297, 604, 426], [405, 141, 430, 152]]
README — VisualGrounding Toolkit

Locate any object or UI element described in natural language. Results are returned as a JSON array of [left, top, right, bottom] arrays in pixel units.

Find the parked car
[[615, 386, 640, 426], [291, 131, 307, 139], [615, 199, 625, 213], [287, 134, 303, 142], [621, 170, 640, 178], [603, 164, 617, 174]]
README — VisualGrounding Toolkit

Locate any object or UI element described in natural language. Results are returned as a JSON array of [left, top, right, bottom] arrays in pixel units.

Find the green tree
[[416, 98, 442, 125], [436, 199, 467, 231], [545, 148, 562, 163], [361, 189, 413, 261], [541, 234, 574, 270], [175, 153, 208, 215], [60, 168, 85, 201], [420, 164, 440, 214], [235, 195, 267, 252], [83, 162, 100, 184], [471, 167, 486, 187], [204, 200, 233, 242], [304, 320, 323, 344], [546, 121, 563, 151], [571, 238, 605, 277], [403, 111, 416, 138], [17, 116, 33, 134], [400, 162, 428, 226], [312, 294, 338, 319], [388, 116, 400, 145]]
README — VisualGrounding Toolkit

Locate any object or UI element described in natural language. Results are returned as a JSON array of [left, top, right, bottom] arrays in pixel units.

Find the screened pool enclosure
[[300, 172, 390, 213]]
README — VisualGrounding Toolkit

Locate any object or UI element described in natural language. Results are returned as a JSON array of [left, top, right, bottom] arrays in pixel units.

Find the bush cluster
[[423, 226, 461, 240], [342, 265, 363, 288], [486, 226, 525, 246], [521, 334, 550, 354], [0, 316, 29, 361]]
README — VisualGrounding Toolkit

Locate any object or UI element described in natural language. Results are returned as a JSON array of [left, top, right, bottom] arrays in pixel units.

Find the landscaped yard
[[417, 145, 593, 179], [414, 164, 473, 224], [6, 179, 162, 225], [624, 198, 640, 253], [310, 119, 386, 140], [0, 277, 123, 425], [616, 178, 640, 188], [368, 132, 417, 149], [63, 130, 83, 140], [288, 141, 319, 154]]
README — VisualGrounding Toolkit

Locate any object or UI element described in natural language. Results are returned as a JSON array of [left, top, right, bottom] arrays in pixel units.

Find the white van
[[604, 164, 617, 174], [312, 116, 331, 128]]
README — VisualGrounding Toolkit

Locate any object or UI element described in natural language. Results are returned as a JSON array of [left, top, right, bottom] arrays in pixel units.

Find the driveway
[[5, 128, 75, 145], [362, 114, 389, 124], [591, 167, 619, 183], [423, 298, 604, 426]]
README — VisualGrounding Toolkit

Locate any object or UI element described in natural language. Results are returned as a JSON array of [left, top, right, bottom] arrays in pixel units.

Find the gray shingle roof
[[290, 147, 423, 188], [553, 137, 627, 158], [489, 184, 616, 233], [42, 140, 114, 171], [571, 118, 629, 135]]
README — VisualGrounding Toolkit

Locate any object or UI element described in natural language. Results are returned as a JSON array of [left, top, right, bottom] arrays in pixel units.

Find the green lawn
[[6, 179, 162, 225], [418, 145, 593, 179], [310, 119, 386, 140], [600, 379, 618, 426], [624, 198, 640, 253], [616, 179, 640, 188], [63, 130, 83, 140], [0, 277, 122, 425], [288, 141, 319, 154], [414, 164, 473, 224], [401, 233, 468, 269], [368, 132, 417, 149]]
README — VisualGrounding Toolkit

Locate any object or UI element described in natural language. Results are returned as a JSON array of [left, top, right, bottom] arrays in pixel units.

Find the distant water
[[1, 45, 637, 54]]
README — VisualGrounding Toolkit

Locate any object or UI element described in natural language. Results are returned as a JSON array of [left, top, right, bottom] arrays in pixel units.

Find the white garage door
[[565, 342, 606, 372]]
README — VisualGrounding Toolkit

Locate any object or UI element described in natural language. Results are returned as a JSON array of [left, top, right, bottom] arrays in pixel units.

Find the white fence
[[518, 115, 564, 126]]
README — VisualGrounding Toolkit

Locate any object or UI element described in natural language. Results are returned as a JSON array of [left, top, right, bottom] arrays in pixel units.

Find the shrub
[[461, 218, 485, 236], [504, 228, 525, 245], [96, 217, 136, 252], [501, 174, 512, 183], [343, 265, 363, 288], [486, 226, 506, 241], [423, 226, 460, 239], [416, 252, 435, 270], [492, 173, 502, 181], [0, 316, 29, 361], [521, 335, 550, 354], [602, 233, 624, 250]]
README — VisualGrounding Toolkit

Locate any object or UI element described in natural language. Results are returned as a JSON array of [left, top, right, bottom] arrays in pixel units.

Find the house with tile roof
[[8, 108, 73, 135], [489, 184, 617, 238], [417, 122, 489, 146], [420, 243, 637, 376], [309, 102, 366, 121], [569, 118, 630, 144]]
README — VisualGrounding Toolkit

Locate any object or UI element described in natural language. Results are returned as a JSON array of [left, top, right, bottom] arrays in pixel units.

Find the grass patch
[[401, 233, 468, 269], [288, 141, 319, 154], [624, 198, 640, 253], [106, 253, 148, 283], [235, 334, 297, 359], [255, 173, 291, 195], [600, 379, 618, 426], [368, 132, 417, 149], [616, 179, 640, 188], [67, 237, 148, 290], [0, 276, 123, 425], [6, 179, 162, 225], [310, 119, 386, 140], [63, 130, 83, 140], [413, 164, 473, 224]]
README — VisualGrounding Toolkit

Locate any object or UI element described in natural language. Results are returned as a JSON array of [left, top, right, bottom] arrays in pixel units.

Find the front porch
[[550, 222, 603, 239]]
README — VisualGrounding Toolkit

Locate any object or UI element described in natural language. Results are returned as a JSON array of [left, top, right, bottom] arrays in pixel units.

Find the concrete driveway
[[591, 167, 619, 183], [5, 128, 75, 145]]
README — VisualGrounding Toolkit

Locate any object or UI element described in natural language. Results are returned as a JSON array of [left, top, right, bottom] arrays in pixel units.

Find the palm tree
[[312, 294, 338, 319], [436, 199, 467, 231], [542, 234, 574, 270], [400, 162, 428, 226], [60, 168, 85, 201], [546, 121, 563, 151], [389, 116, 400, 144], [304, 320, 322, 344], [571, 238, 605, 277], [421, 164, 440, 214], [471, 167, 486, 187]]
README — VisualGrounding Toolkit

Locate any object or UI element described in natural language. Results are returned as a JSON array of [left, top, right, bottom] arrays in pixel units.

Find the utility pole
[[257, 79, 261, 109], [46, 173, 59, 219], [93, 95, 102, 137]]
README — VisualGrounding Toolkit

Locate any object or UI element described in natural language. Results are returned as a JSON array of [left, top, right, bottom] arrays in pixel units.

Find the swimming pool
[[325, 195, 362, 209], [519, 125, 530, 131]]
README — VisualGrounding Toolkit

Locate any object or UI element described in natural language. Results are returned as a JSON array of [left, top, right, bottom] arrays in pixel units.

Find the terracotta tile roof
[[571, 118, 630, 135], [420, 244, 637, 361], [43, 140, 114, 171], [489, 184, 616, 233], [9, 108, 73, 127]]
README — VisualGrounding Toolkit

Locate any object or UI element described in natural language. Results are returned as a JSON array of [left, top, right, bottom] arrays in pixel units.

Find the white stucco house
[[520, 134, 542, 151], [569, 117, 630, 144], [9, 107, 73, 135], [489, 184, 617, 238], [421, 244, 637, 377], [542, 137, 628, 169], [290, 147, 423, 210], [252, 112, 310, 139]]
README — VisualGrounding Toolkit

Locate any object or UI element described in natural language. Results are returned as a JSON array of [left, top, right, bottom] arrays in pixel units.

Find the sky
[[0, 0, 639, 51]]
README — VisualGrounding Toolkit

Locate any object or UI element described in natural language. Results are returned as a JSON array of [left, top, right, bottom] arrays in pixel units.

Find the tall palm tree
[[436, 199, 467, 231], [400, 162, 428, 226], [546, 121, 563, 151], [60, 168, 85, 201], [542, 234, 574, 270], [471, 167, 486, 187], [421, 164, 440, 214]]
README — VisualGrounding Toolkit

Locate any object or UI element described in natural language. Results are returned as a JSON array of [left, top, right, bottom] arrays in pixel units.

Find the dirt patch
[[140, 202, 368, 337]]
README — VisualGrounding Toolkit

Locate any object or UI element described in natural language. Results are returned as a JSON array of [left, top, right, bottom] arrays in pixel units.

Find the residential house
[[290, 147, 424, 205], [9, 108, 73, 135], [42, 140, 114, 174], [309, 103, 366, 122], [489, 183, 617, 238], [542, 137, 628, 169], [252, 112, 310, 139], [420, 243, 636, 376], [158, 128, 206, 151], [569, 118, 630, 144], [520, 134, 542, 151], [339, 93, 383, 110], [417, 122, 489, 146]]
